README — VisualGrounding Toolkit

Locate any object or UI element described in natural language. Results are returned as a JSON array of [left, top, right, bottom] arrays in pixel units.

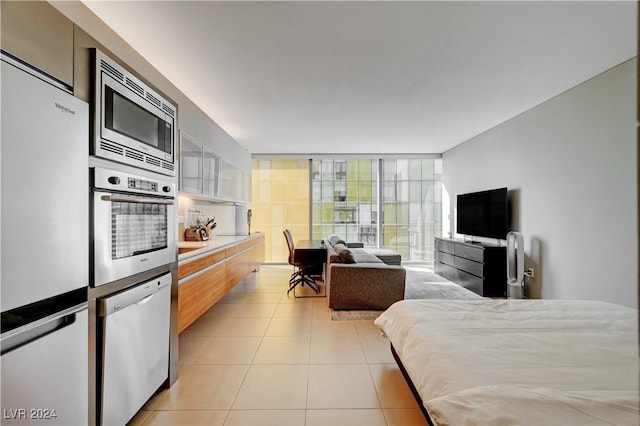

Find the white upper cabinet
[[179, 132, 203, 194], [203, 146, 220, 198], [219, 159, 235, 201], [179, 131, 249, 204]]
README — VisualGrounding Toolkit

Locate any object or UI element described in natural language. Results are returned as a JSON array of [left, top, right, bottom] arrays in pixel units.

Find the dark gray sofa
[[324, 234, 405, 310]]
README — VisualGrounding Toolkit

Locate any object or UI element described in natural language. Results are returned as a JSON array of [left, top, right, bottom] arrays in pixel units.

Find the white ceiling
[[83, 1, 636, 155]]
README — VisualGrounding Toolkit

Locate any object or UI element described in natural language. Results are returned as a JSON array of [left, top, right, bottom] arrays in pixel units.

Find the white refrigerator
[[0, 53, 89, 425]]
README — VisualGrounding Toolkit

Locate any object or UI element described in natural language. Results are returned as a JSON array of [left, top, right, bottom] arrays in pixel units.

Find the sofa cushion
[[328, 234, 347, 246], [362, 248, 402, 265], [351, 252, 384, 264], [333, 243, 356, 263]]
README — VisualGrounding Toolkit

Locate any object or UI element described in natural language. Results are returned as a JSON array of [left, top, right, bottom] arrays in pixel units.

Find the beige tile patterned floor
[[129, 265, 429, 426]]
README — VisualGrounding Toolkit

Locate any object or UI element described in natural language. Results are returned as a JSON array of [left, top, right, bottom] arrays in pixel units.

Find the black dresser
[[434, 238, 507, 297]]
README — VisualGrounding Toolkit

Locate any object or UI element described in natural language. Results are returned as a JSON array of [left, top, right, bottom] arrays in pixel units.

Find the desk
[[294, 239, 326, 265], [291, 239, 326, 297]]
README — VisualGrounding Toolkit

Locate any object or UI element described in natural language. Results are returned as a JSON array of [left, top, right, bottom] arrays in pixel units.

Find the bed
[[374, 299, 639, 425]]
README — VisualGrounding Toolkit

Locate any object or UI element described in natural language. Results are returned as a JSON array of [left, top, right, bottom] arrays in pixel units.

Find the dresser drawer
[[457, 269, 483, 296], [437, 251, 456, 268], [455, 244, 484, 262], [455, 257, 483, 278], [434, 262, 457, 282], [435, 238, 455, 255]]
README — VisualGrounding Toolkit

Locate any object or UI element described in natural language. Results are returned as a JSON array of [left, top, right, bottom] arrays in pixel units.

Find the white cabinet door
[[203, 146, 220, 198], [180, 132, 203, 194], [234, 168, 244, 201], [220, 159, 235, 200]]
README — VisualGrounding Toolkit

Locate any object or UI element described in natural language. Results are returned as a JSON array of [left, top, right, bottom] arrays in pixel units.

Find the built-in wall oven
[[92, 166, 176, 287], [92, 49, 177, 176]]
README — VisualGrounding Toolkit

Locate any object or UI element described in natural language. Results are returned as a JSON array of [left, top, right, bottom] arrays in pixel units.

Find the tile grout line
[[224, 271, 281, 417]]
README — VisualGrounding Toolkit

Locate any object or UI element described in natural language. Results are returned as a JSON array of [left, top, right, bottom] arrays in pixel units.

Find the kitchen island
[[177, 233, 265, 333]]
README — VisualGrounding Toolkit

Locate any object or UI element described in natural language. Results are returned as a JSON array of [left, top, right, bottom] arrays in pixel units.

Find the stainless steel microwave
[[92, 49, 177, 176]]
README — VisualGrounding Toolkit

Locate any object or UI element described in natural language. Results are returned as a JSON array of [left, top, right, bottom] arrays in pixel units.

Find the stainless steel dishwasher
[[98, 272, 171, 426]]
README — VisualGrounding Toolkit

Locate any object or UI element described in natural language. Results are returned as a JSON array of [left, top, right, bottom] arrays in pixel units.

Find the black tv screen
[[456, 187, 508, 239]]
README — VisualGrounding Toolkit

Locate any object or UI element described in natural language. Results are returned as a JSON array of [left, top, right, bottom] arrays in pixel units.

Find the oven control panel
[[128, 177, 158, 193], [93, 166, 175, 197]]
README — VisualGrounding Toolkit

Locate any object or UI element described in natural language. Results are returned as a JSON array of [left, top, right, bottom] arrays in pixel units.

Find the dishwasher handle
[[136, 294, 154, 306], [0, 304, 86, 356], [98, 272, 171, 317]]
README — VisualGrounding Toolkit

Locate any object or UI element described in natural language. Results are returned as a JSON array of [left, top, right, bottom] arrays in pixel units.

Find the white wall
[[442, 59, 637, 308]]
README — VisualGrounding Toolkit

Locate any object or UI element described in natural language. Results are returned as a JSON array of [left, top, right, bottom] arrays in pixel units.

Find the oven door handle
[[100, 194, 174, 205]]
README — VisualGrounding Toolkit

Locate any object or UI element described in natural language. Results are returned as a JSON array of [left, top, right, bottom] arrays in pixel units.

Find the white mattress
[[374, 299, 640, 425]]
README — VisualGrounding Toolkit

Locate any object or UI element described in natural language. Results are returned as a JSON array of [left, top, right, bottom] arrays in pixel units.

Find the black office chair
[[283, 229, 319, 296]]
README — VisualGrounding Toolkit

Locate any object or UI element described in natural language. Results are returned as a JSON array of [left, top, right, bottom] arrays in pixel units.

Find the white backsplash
[[178, 195, 237, 241]]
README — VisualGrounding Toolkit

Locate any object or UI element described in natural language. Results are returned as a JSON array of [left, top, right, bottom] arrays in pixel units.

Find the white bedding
[[374, 299, 640, 425]]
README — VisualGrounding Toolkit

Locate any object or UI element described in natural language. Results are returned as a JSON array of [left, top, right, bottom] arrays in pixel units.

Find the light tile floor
[[129, 265, 429, 426]]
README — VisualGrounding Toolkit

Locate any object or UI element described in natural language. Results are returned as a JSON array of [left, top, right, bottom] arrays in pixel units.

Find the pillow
[[328, 234, 347, 246], [333, 243, 356, 264]]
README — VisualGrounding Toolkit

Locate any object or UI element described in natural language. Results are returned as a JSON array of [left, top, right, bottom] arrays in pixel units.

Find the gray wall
[[443, 59, 637, 308]]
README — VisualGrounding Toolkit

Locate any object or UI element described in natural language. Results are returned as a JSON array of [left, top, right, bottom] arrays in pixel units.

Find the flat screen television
[[456, 187, 508, 240]]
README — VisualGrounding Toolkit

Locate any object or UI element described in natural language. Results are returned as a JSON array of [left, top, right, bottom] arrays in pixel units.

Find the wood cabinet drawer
[[454, 257, 483, 278], [178, 257, 208, 280], [225, 244, 241, 257], [178, 263, 225, 333], [455, 244, 484, 262], [205, 250, 226, 268], [178, 236, 265, 333], [178, 249, 225, 280]]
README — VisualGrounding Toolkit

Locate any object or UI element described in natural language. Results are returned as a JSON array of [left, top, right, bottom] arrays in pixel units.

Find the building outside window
[[380, 158, 442, 262], [311, 157, 441, 263], [251, 156, 442, 265], [311, 159, 378, 246]]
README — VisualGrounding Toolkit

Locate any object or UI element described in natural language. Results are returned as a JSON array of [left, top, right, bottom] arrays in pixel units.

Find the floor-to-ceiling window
[[311, 159, 378, 245], [380, 158, 442, 262], [310, 157, 441, 263], [251, 156, 442, 265], [250, 158, 309, 262]]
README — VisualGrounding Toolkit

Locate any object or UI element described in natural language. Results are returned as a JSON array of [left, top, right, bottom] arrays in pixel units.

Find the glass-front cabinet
[[179, 131, 249, 203], [179, 132, 203, 194], [203, 147, 219, 198]]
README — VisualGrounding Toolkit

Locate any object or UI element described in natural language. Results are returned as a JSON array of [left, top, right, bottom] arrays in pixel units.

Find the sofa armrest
[[328, 263, 405, 310], [324, 241, 341, 264]]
